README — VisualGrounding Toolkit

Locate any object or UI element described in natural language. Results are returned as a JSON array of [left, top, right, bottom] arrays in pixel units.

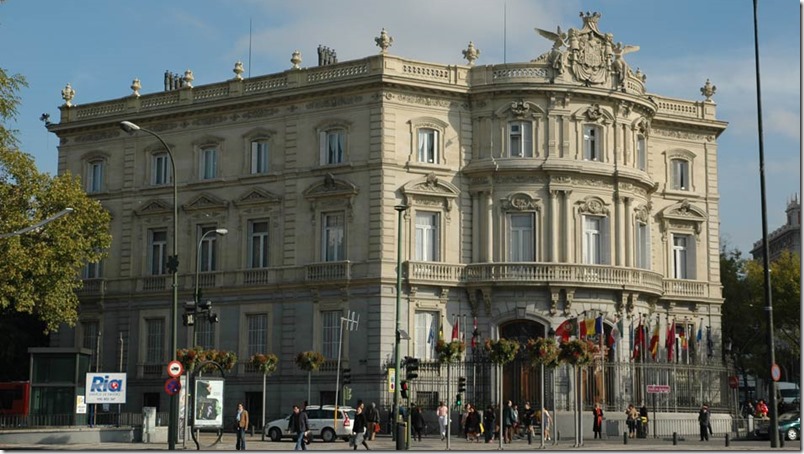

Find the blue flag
[[427, 318, 436, 344]]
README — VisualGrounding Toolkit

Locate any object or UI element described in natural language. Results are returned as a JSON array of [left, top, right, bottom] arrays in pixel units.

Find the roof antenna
[[503, 2, 507, 64], [248, 18, 253, 78]]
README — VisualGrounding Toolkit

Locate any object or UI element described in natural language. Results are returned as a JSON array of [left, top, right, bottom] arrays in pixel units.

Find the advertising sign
[[85, 372, 127, 404], [646, 384, 671, 394], [194, 378, 224, 428], [387, 368, 396, 393], [178, 375, 187, 443], [75, 395, 87, 414]]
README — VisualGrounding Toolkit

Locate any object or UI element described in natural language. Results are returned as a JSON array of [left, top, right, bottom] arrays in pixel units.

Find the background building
[[48, 13, 729, 425], [750, 195, 800, 262]]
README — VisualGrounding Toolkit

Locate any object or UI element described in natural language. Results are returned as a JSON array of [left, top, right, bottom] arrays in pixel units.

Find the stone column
[[549, 190, 559, 262]]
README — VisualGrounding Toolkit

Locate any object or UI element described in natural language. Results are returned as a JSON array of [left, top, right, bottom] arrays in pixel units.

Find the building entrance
[[499, 320, 547, 407]]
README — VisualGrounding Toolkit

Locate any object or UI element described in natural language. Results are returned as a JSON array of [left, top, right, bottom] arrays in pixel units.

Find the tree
[[0, 67, 111, 333]]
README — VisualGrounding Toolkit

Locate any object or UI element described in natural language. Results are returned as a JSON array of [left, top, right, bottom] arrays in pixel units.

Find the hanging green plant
[[558, 339, 595, 366], [526, 337, 560, 368], [250, 353, 279, 375], [484, 338, 520, 365], [434, 339, 465, 363], [177, 347, 238, 373], [295, 351, 326, 372]]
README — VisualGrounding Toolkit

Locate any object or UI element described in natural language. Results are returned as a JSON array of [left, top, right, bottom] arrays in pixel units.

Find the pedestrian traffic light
[[342, 368, 351, 385], [406, 357, 419, 380], [401, 380, 409, 399], [458, 376, 466, 393], [456, 393, 462, 406]]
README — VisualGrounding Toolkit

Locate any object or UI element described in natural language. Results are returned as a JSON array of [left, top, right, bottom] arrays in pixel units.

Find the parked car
[[265, 405, 355, 442], [754, 411, 800, 441]]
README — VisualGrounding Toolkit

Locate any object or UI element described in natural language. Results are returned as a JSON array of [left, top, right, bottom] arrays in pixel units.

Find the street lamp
[[393, 204, 408, 442], [0, 207, 74, 239], [119, 120, 180, 450], [193, 228, 227, 346]]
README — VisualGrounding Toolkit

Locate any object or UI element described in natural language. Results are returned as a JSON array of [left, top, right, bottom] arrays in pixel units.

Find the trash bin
[[396, 422, 408, 450], [637, 417, 648, 439]]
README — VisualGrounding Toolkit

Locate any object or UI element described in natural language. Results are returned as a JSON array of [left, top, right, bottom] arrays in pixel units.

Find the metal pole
[[334, 316, 345, 429], [446, 365, 451, 450], [540, 362, 545, 448], [261, 372, 266, 441], [393, 205, 408, 440], [94, 329, 101, 427], [118, 332, 123, 428], [752, 0, 779, 447]]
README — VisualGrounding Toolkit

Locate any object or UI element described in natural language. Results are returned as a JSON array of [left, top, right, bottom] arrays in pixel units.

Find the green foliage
[[558, 339, 595, 366], [177, 347, 238, 373], [434, 339, 465, 363], [295, 351, 326, 371], [250, 353, 279, 375], [484, 338, 520, 365], [0, 67, 111, 333], [526, 337, 560, 368]]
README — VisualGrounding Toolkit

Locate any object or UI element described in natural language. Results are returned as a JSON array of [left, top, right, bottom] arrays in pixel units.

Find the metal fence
[[0, 411, 170, 429]]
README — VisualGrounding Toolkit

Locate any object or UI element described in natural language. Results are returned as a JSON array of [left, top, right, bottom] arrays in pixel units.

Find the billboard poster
[[178, 375, 187, 443], [85, 372, 127, 404], [194, 378, 224, 428]]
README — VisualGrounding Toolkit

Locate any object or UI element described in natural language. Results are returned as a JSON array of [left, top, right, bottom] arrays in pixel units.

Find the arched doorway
[[499, 320, 546, 406]]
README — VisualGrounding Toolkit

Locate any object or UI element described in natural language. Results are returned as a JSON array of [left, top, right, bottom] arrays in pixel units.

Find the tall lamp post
[[192, 228, 227, 346], [120, 120, 180, 450], [393, 204, 408, 441], [0, 207, 74, 239]]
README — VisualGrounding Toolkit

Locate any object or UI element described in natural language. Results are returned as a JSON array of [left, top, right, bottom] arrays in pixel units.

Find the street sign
[[388, 368, 396, 392], [647, 384, 671, 394], [168, 360, 184, 378], [771, 363, 781, 382], [729, 375, 739, 389], [165, 378, 181, 396]]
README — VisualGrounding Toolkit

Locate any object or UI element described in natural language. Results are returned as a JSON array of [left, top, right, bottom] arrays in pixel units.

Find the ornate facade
[[49, 13, 728, 421]]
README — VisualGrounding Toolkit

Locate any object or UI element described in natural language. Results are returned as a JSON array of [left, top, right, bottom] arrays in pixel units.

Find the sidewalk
[[1, 432, 800, 451]]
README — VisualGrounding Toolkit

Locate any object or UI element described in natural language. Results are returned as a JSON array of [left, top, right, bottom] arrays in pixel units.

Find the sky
[[1, 0, 800, 256]]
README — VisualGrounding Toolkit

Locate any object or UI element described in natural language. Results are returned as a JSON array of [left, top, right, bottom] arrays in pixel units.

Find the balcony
[[78, 278, 106, 296], [662, 279, 709, 299], [306, 261, 351, 282]]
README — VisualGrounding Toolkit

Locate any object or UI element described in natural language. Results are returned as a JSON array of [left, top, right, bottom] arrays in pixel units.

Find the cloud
[[766, 109, 800, 141]]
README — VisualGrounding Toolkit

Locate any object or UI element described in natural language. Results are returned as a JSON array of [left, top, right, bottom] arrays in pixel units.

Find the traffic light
[[342, 368, 351, 385], [182, 312, 195, 326], [458, 376, 467, 393], [405, 357, 419, 380], [400, 380, 409, 399], [456, 393, 462, 406]]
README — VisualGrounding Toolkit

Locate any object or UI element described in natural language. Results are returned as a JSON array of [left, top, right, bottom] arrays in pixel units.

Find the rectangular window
[[195, 317, 215, 349], [415, 211, 440, 261], [199, 227, 220, 272], [88, 161, 103, 193], [414, 311, 437, 361], [322, 310, 341, 359], [249, 221, 269, 269], [320, 130, 345, 165], [201, 148, 217, 180], [636, 136, 646, 171], [247, 314, 268, 357], [672, 159, 689, 190], [672, 234, 691, 279], [82, 321, 99, 367], [508, 122, 533, 157], [583, 216, 603, 264], [152, 153, 171, 185], [145, 318, 164, 364], [583, 125, 600, 161], [83, 260, 103, 279], [635, 222, 650, 269], [509, 213, 535, 261], [149, 230, 167, 275], [251, 140, 269, 174], [322, 213, 345, 261], [417, 128, 439, 164]]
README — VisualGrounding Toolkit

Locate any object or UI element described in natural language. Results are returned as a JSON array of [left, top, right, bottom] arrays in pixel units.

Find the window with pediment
[[408, 118, 448, 166], [659, 200, 706, 280], [401, 173, 460, 263], [636, 135, 647, 171], [576, 196, 611, 265], [316, 122, 349, 166], [501, 193, 541, 261], [303, 174, 358, 263], [663, 149, 696, 193], [508, 121, 533, 157]]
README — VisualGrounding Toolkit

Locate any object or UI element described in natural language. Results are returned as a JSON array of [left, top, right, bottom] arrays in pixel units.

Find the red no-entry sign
[[729, 376, 739, 389]]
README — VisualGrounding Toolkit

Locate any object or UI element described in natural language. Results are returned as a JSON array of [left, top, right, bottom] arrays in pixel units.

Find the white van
[[778, 382, 800, 405], [265, 405, 355, 442]]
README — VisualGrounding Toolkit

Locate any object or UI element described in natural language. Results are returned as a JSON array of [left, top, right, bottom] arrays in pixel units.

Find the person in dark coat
[[464, 404, 482, 442], [592, 402, 604, 439], [350, 405, 370, 450], [522, 402, 536, 445], [698, 404, 711, 441], [483, 404, 496, 443], [287, 404, 309, 451], [410, 406, 425, 441]]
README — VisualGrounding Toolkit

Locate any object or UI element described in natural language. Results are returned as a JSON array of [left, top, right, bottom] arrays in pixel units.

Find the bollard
[[250, 425, 254, 436], [624, 432, 628, 444], [725, 433, 730, 447], [780, 434, 784, 448], [672, 432, 677, 445], [396, 422, 407, 450]]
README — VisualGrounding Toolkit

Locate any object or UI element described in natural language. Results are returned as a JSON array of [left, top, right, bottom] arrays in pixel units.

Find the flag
[[585, 318, 597, 337], [579, 319, 588, 339], [471, 317, 478, 349], [632, 321, 644, 360], [427, 318, 436, 344], [706, 326, 713, 358], [555, 318, 576, 342], [649, 321, 660, 360], [438, 316, 444, 341], [451, 316, 459, 341], [666, 319, 675, 362], [608, 318, 620, 350], [679, 324, 687, 351], [629, 320, 634, 353], [595, 316, 604, 341]]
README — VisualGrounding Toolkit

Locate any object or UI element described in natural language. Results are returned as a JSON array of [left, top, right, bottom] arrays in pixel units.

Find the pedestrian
[[365, 402, 380, 440], [512, 403, 520, 439], [639, 402, 649, 437], [411, 406, 425, 441], [234, 402, 249, 450], [350, 404, 370, 450], [756, 399, 769, 419], [436, 401, 448, 440], [542, 407, 553, 441], [625, 403, 638, 438], [464, 404, 482, 442], [698, 404, 711, 441], [461, 404, 470, 440], [522, 402, 536, 444], [483, 404, 496, 443], [287, 404, 309, 451], [592, 402, 604, 439], [502, 400, 515, 443]]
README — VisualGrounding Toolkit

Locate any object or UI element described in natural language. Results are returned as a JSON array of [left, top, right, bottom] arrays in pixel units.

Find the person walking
[[625, 403, 638, 438], [592, 402, 604, 439], [502, 400, 515, 443], [464, 404, 482, 442], [287, 404, 309, 451], [698, 404, 711, 441], [436, 401, 448, 440], [411, 406, 425, 441], [234, 402, 249, 450], [542, 407, 553, 441], [483, 404, 496, 443], [522, 402, 536, 445], [350, 404, 370, 450], [639, 402, 649, 438], [365, 402, 380, 440]]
